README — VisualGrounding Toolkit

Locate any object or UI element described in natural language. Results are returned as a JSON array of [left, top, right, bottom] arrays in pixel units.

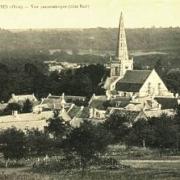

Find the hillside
[[0, 27, 180, 52]]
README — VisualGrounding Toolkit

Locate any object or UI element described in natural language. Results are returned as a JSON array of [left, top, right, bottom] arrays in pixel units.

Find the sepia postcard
[[0, 0, 179, 179]]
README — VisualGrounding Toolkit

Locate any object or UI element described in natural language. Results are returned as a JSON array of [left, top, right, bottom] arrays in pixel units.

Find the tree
[[126, 119, 153, 148], [103, 112, 130, 144], [26, 128, 53, 157], [148, 114, 178, 150], [170, 106, 180, 150], [22, 99, 33, 113], [0, 128, 27, 162], [3, 103, 22, 115], [154, 59, 163, 76], [45, 110, 70, 139], [63, 120, 112, 176]]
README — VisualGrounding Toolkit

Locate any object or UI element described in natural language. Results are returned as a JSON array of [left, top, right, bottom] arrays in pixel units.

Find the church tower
[[110, 12, 133, 78]]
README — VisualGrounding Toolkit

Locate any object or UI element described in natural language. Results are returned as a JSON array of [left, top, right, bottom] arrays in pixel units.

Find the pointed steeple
[[109, 12, 133, 79], [116, 12, 128, 61]]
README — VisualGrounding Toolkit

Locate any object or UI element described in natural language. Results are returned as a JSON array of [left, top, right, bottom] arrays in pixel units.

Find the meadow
[[0, 146, 179, 180]]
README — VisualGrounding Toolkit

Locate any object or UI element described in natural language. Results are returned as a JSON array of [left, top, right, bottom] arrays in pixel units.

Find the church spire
[[116, 12, 128, 61], [109, 12, 133, 78]]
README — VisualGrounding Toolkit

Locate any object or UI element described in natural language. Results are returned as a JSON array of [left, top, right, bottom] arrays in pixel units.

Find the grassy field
[[0, 146, 180, 180], [0, 162, 179, 180]]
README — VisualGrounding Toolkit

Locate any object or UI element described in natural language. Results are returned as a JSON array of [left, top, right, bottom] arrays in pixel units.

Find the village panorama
[[0, 12, 180, 179]]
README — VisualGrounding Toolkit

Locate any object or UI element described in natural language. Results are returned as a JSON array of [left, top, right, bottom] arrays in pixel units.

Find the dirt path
[[121, 159, 180, 168]]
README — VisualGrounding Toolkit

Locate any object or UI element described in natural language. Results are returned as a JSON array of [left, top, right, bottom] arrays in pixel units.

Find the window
[[96, 112, 100, 118], [115, 67, 119, 76], [158, 83, 161, 95], [148, 82, 151, 94], [116, 101, 121, 107]]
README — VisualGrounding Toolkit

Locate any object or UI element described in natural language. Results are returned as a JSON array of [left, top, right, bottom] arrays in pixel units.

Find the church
[[104, 12, 174, 101], [87, 12, 178, 119]]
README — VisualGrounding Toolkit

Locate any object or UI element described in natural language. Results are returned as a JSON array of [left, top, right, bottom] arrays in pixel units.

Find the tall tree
[[127, 119, 153, 148], [26, 128, 53, 157], [0, 128, 27, 161], [45, 111, 70, 139], [22, 99, 33, 113], [63, 120, 112, 176], [103, 112, 130, 143]]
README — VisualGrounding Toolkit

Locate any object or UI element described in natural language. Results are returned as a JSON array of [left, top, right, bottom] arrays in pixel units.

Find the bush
[[32, 157, 81, 173]]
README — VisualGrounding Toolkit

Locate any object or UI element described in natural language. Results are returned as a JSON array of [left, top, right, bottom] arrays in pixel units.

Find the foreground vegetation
[[0, 108, 179, 179], [0, 149, 179, 180]]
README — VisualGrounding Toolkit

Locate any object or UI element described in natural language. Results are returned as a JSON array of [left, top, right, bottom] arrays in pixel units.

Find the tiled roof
[[154, 97, 178, 109], [9, 94, 37, 103], [116, 70, 152, 92], [41, 95, 86, 109], [76, 107, 90, 119], [65, 96, 86, 102], [109, 97, 131, 108], [89, 99, 107, 110], [42, 98, 62, 110], [68, 105, 82, 118]]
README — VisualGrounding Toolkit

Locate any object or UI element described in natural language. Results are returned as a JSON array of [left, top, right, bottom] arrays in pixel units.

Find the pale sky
[[0, 0, 179, 29]]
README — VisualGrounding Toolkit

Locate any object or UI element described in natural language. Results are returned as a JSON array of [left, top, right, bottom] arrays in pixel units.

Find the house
[[69, 106, 90, 127], [33, 93, 87, 113], [35, 93, 68, 112], [8, 93, 38, 104], [88, 94, 107, 119]]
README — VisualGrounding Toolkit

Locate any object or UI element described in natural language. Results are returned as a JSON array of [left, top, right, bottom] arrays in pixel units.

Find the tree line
[[0, 27, 180, 51], [0, 62, 107, 103]]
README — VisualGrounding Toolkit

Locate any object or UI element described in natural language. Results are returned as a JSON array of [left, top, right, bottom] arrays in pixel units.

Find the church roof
[[116, 70, 152, 92]]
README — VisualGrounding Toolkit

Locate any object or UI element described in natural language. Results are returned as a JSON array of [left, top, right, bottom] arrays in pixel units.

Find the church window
[[158, 83, 161, 95], [148, 82, 151, 94], [125, 66, 128, 69]]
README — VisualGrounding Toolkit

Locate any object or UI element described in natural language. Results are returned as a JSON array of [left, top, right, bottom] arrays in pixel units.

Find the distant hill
[[0, 27, 180, 52]]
